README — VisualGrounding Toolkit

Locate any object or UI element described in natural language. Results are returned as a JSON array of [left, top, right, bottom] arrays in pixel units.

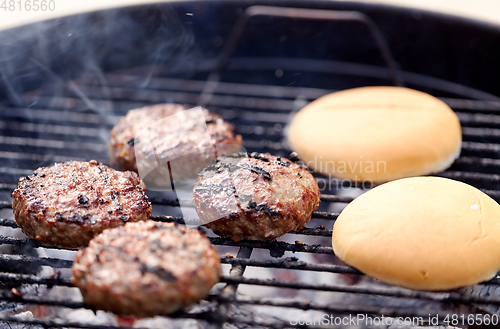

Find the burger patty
[[108, 103, 242, 184], [12, 160, 151, 249], [193, 153, 321, 241], [71, 221, 221, 317]]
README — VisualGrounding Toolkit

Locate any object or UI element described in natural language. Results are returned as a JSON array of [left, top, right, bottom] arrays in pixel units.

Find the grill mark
[[96, 245, 177, 282], [275, 157, 291, 167], [140, 263, 176, 281], [149, 238, 175, 253], [248, 152, 270, 162], [247, 202, 281, 216], [66, 213, 94, 224], [202, 160, 272, 180], [241, 163, 272, 180]]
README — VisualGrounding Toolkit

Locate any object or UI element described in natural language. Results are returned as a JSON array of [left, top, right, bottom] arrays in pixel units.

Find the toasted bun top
[[288, 86, 462, 182], [332, 177, 500, 291]]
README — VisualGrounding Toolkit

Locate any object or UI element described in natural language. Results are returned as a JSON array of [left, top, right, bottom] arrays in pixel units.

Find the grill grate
[[1, 66, 500, 328]]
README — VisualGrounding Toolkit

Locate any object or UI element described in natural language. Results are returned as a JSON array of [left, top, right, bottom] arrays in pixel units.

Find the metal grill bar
[[0, 234, 333, 255], [25, 69, 500, 108], [220, 277, 500, 305], [0, 272, 72, 287], [2, 254, 500, 287], [0, 184, 17, 190], [458, 113, 500, 126], [1, 119, 498, 147], [0, 271, 496, 318], [0, 213, 339, 229], [0, 315, 132, 329], [463, 127, 500, 138], [212, 246, 253, 328], [441, 98, 500, 111], [461, 142, 500, 153], [0, 121, 104, 137], [22, 77, 500, 113], [0, 215, 336, 234], [0, 108, 119, 124], [207, 295, 456, 324], [0, 254, 73, 268], [0, 296, 486, 329], [2, 261, 500, 306], [2, 268, 500, 314], [12, 88, 500, 120], [0, 201, 15, 208], [0, 218, 18, 228], [0, 292, 86, 309], [89, 74, 332, 100], [455, 156, 500, 167], [0, 311, 443, 329], [439, 171, 500, 182], [221, 257, 360, 274], [0, 136, 107, 152], [0, 151, 83, 163]]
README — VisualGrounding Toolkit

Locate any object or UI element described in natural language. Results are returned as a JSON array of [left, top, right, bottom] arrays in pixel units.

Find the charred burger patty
[[12, 160, 151, 249], [193, 153, 321, 241], [72, 221, 221, 317], [108, 103, 242, 182]]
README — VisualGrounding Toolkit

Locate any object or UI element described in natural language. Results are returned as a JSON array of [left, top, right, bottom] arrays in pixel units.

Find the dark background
[[1, 0, 500, 103]]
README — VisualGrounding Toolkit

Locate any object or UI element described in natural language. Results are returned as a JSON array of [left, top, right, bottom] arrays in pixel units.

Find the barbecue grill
[[2, 1, 500, 328]]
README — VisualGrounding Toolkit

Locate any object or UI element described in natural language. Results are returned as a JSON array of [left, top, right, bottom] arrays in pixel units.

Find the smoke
[[0, 3, 205, 178], [0, 3, 200, 107]]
